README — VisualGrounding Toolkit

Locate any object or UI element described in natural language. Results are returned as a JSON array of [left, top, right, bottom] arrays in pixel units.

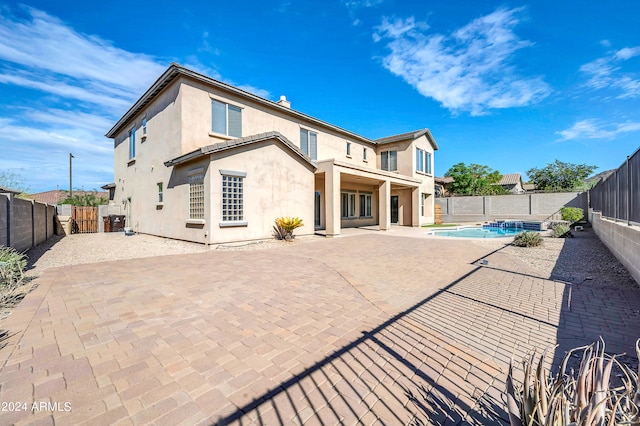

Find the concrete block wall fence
[[0, 194, 57, 252], [435, 192, 588, 224]]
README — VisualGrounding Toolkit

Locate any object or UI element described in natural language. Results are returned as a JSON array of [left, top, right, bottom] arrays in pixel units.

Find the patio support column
[[379, 180, 390, 231], [325, 168, 341, 237], [412, 187, 420, 226]]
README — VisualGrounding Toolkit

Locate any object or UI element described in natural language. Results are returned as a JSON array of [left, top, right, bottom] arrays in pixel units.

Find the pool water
[[429, 227, 525, 238]]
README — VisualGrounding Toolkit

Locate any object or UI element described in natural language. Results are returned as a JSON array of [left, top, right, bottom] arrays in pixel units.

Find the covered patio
[[314, 159, 422, 237]]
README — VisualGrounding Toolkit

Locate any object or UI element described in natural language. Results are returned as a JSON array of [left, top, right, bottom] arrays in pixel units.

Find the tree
[[444, 163, 506, 195], [526, 160, 597, 191], [60, 191, 109, 206], [0, 170, 30, 195]]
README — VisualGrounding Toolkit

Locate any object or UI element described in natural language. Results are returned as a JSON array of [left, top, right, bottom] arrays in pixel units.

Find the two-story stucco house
[[106, 64, 438, 245]]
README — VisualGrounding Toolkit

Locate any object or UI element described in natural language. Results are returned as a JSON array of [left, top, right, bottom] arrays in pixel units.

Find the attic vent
[[276, 95, 291, 108]]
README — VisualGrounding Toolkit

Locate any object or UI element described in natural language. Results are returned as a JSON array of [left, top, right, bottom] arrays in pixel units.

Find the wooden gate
[[434, 204, 443, 225], [72, 206, 98, 233]]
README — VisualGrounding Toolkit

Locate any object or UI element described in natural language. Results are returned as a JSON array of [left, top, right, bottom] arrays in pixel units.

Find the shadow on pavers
[[213, 247, 512, 426], [549, 225, 640, 373]]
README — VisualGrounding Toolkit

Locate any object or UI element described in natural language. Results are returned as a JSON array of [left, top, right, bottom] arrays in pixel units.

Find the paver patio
[[1, 232, 639, 425]]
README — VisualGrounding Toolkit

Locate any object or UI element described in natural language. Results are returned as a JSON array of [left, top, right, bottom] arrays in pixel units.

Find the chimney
[[276, 95, 291, 108]]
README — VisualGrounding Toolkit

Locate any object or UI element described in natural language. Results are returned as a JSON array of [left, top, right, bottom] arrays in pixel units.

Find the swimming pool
[[428, 227, 525, 238]]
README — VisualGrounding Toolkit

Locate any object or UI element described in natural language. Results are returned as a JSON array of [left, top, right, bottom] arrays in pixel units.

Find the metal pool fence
[[589, 147, 640, 225]]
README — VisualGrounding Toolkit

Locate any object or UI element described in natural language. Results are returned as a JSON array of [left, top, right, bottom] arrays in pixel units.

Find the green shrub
[[273, 217, 304, 241], [0, 246, 26, 287], [560, 207, 584, 223], [551, 223, 573, 238], [506, 339, 640, 426], [512, 231, 543, 247]]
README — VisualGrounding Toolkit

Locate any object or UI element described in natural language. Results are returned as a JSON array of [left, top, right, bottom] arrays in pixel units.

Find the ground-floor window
[[341, 191, 356, 218], [222, 174, 244, 222], [359, 193, 372, 217], [189, 172, 205, 219], [421, 193, 429, 216]]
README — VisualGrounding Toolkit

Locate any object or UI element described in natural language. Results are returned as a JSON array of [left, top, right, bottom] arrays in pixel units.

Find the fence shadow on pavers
[[214, 247, 515, 426], [23, 234, 64, 274], [548, 227, 640, 373]]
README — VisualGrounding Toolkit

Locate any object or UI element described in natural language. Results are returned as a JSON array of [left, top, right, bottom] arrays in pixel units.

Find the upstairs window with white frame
[[212, 99, 242, 137], [380, 150, 397, 171], [341, 192, 356, 218], [416, 148, 433, 174], [300, 129, 318, 160], [142, 117, 147, 136], [128, 128, 136, 159], [363, 147, 368, 161], [188, 171, 205, 220], [346, 142, 351, 157]]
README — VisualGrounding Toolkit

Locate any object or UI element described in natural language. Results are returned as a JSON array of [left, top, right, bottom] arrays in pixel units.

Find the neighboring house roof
[[106, 63, 437, 150], [523, 183, 536, 191], [29, 190, 109, 205], [0, 186, 22, 194], [374, 129, 439, 150], [164, 131, 318, 169], [434, 176, 454, 184], [497, 173, 523, 186]]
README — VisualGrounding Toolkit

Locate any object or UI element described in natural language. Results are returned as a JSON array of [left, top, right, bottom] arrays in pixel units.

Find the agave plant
[[273, 217, 304, 241], [513, 231, 543, 247], [506, 339, 640, 425]]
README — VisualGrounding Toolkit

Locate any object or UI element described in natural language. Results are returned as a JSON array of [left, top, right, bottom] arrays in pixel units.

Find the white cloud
[[0, 8, 166, 115], [0, 7, 271, 191], [580, 46, 640, 98], [345, 0, 383, 11], [556, 119, 640, 141], [373, 8, 551, 115]]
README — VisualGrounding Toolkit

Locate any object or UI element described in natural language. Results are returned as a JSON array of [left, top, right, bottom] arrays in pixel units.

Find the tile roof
[[498, 173, 522, 186], [374, 129, 438, 150], [107, 64, 437, 150], [0, 186, 22, 194], [164, 131, 317, 169], [28, 190, 110, 205]]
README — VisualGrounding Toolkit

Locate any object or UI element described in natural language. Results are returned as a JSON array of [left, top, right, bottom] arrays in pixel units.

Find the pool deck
[[1, 230, 638, 425]]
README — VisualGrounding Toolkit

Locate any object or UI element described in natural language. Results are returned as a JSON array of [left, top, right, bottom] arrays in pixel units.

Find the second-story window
[[381, 150, 397, 172], [346, 142, 351, 157], [129, 128, 136, 159], [363, 147, 368, 161], [416, 148, 425, 172], [300, 128, 318, 160], [416, 148, 433, 174], [142, 117, 147, 135], [212, 99, 242, 137]]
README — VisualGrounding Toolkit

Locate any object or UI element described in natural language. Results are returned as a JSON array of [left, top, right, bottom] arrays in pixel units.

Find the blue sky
[[1, 1, 639, 193]]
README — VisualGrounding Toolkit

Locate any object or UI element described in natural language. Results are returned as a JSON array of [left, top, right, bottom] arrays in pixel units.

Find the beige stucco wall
[[208, 141, 315, 244], [178, 78, 378, 169], [111, 74, 437, 243]]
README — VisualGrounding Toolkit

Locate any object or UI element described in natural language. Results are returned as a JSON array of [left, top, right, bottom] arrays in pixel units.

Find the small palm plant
[[273, 217, 304, 241], [506, 339, 640, 426]]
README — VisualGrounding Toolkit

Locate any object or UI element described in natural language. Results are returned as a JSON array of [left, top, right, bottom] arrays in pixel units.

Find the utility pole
[[69, 153, 74, 199]]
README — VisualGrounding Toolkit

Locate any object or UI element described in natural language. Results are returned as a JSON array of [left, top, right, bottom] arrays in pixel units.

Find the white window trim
[[211, 98, 243, 138], [359, 192, 373, 218], [188, 168, 205, 221], [300, 128, 318, 160], [220, 170, 247, 227], [341, 191, 357, 218], [380, 150, 398, 172]]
